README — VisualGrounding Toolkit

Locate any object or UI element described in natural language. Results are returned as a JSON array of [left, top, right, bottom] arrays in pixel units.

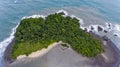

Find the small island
[[4, 11, 120, 67], [11, 13, 103, 59]]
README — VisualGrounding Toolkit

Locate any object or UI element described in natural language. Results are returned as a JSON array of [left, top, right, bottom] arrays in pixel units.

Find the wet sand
[[3, 31, 120, 67]]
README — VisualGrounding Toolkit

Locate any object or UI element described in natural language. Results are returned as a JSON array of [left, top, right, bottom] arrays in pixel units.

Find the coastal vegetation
[[11, 13, 103, 59]]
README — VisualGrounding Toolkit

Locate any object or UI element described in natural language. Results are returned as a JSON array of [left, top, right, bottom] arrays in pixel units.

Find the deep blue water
[[0, 0, 120, 67]]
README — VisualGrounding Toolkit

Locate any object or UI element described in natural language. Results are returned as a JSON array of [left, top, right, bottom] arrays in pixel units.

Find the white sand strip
[[17, 42, 58, 60]]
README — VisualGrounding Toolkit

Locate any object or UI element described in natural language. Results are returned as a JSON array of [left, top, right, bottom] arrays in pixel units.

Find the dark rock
[[108, 24, 111, 27], [98, 26, 103, 31], [84, 28, 87, 32], [114, 34, 118, 36], [91, 26, 94, 30], [104, 30, 108, 33], [89, 30, 92, 32], [108, 23, 111, 29], [102, 36, 109, 41], [58, 12, 65, 15]]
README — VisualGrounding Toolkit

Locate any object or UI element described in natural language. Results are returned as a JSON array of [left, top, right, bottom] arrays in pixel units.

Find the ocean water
[[0, 0, 120, 67]]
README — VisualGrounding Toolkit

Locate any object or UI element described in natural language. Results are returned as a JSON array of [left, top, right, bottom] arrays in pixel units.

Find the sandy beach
[[17, 42, 58, 59], [3, 33, 120, 67]]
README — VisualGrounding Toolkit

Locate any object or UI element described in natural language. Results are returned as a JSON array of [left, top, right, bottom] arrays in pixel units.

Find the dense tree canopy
[[11, 13, 103, 59]]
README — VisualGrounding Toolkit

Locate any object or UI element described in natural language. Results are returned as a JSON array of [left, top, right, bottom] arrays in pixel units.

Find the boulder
[[114, 34, 118, 36], [104, 30, 108, 33], [91, 26, 94, 30], [102, 36, 109, 41], [84, 28, 87, 32], [108, 23, 111, 29], [89, 30, 92, 33], [98, 26, 103, 31], [58, 12, 65, 15]]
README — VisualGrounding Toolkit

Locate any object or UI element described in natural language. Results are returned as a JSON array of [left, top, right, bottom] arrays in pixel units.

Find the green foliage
[[11, 13, 103, 59]]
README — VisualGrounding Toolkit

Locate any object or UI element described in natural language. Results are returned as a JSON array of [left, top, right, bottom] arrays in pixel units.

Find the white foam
[[90, 25, 98, 32], [79, 25, 90, 32], [22, 10, 85, 29], [0, 9, 120, 67], [56, 10, 120, 38], [70, 14, 85, 32], [106, 23, 120, 37], [0, 10, 67, 60], [106, 22, 112, 29], [22, 15, 46, 20], [22, 10, 68, 20], [114, 24, 120, 31], [86, 27, 91, 32], [113, 31, 120, 37], [0, 23, 19, 58], [57, 9, 68, 16], [87, 25, 104, 33], [71, 15, 84, 25], [2, 9, 120, 58], [80, 26, 85, 30]]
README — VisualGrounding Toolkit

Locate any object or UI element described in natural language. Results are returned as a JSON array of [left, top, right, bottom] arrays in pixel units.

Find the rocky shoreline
[[3, 11, 120, 67], [3, 32, 120, 67], [4, 38, 15, 64], [90, 32, 120, 67]]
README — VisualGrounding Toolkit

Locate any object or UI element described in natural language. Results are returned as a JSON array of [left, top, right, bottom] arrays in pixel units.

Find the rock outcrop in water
[[98, 26, 103, 31]]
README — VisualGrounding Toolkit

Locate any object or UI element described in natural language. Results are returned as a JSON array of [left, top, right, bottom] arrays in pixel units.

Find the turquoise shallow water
[[0, 0, 120, 67], [0, 0, 120, 41]]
